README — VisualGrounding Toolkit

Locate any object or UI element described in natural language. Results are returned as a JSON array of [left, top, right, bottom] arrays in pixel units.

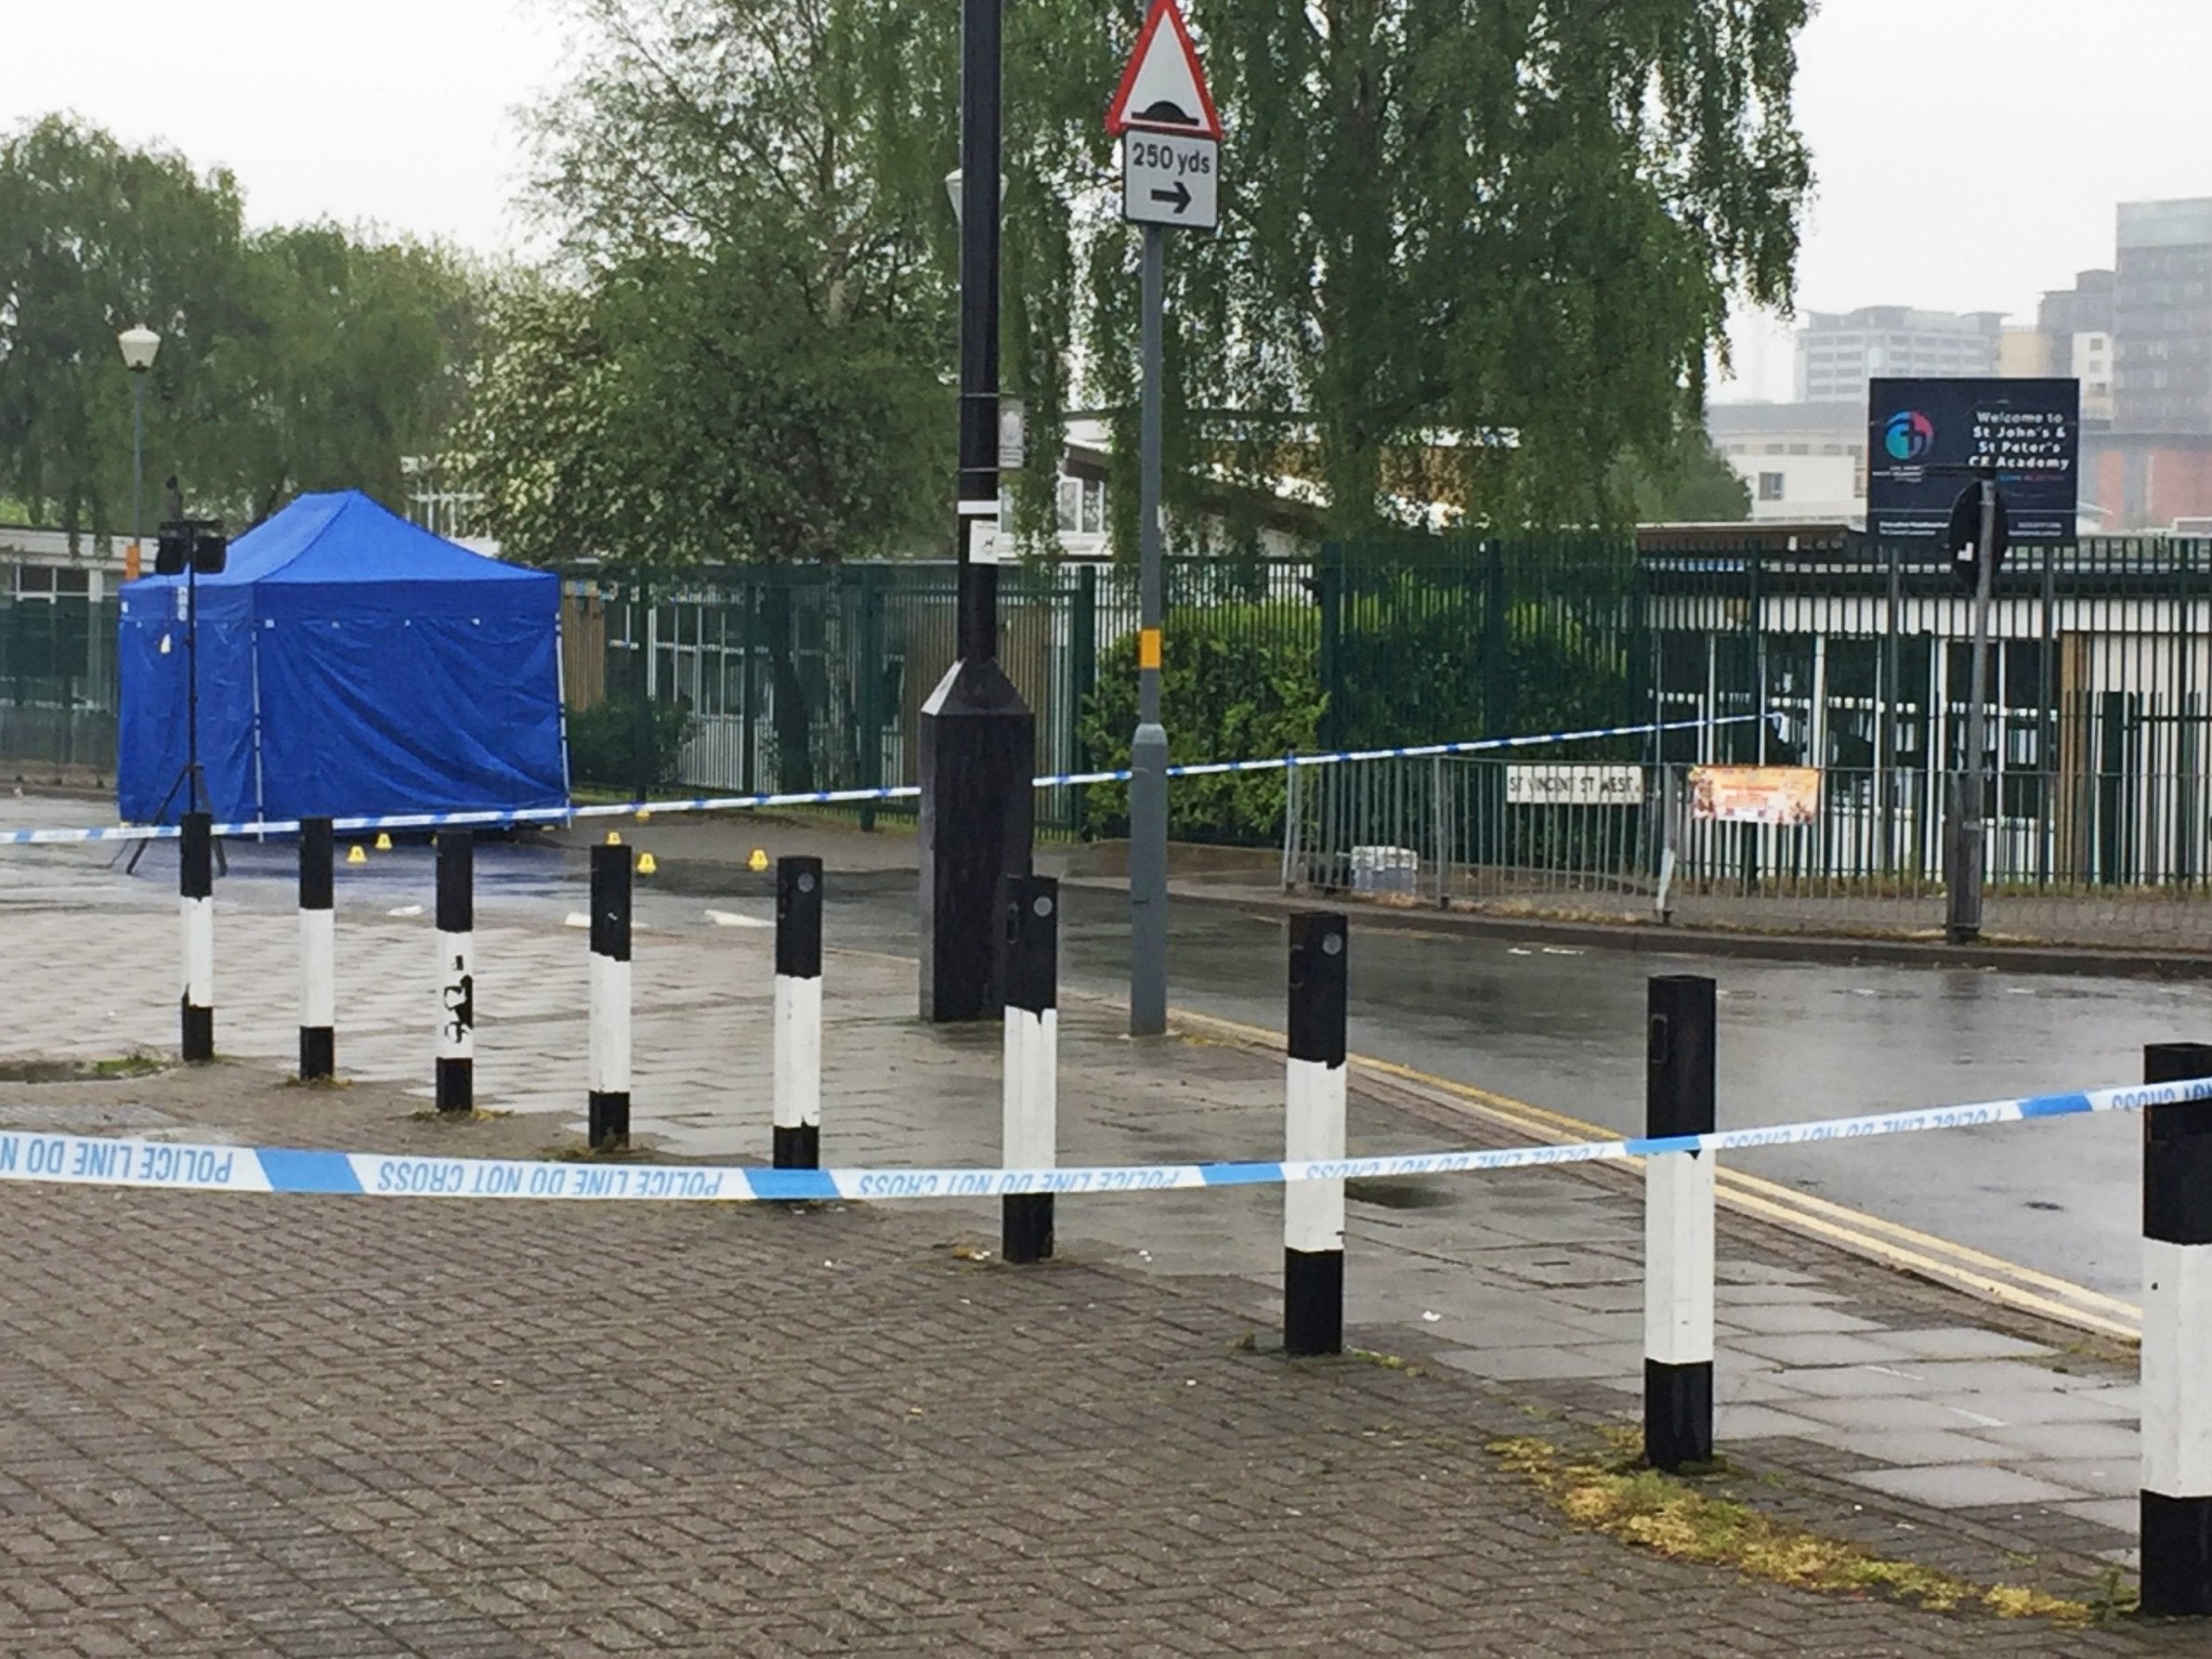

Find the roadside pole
[[1129, 221, 1169, 1035], [1109, 0, 1222, 1037], [1947, 471, 1998, 944]]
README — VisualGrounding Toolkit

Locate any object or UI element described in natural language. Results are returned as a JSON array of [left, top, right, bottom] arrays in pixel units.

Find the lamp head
[[118, 324, 161, 373]]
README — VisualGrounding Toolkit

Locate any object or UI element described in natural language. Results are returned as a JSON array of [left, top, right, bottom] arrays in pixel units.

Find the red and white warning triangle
[[1105, 0, 1224, 141]]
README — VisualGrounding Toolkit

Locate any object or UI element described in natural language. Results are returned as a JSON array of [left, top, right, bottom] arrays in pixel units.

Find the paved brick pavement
[[0, 844, 2199, 1652], [0, 1177, 2192, 1657]]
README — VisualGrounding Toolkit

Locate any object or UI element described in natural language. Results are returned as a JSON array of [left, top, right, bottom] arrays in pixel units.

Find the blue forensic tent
[[117, 490, 568, 825]]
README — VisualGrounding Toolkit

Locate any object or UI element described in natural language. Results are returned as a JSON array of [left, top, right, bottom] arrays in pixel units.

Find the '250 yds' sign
[[1123, 131, 1219, 230]]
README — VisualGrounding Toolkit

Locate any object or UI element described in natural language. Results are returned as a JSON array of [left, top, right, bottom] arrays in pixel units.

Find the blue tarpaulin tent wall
[[118, 490, 568, 826]]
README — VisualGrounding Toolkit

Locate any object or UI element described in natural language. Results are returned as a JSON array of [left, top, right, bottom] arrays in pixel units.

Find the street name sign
[[1505, 764, 1644, 807]]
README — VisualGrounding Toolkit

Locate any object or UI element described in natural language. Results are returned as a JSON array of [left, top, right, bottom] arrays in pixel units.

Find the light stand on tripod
[[126, 517, 229, 1060], [125, 516, 230, 876]]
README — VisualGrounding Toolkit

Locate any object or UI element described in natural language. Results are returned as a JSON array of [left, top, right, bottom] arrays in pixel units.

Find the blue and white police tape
[[0, 714, 1752, 847], [4, 1073, 2203, 1205]]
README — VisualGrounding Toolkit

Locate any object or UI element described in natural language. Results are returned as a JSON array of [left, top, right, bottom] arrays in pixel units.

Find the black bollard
[[1283, 910, 1347, 1356], [1643, 973, 1717, 1472], [435, 831, 475, 1113], [1001, 874, 1058, 1264], [773, 856, 824, 1169], [299, 816, 334, 1080]]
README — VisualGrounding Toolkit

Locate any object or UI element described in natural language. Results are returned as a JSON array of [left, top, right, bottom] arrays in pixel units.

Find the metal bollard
[[1284, 910, 1347, 1356], [588, 844, 633, 1150], [299, 816, 335, 1080], [1644, 973, 1717, 1472], [436, 830, 474, 1113], [2140, 1040, 2212, 1616], [773, 856, 824, 1169], [1001, 875, 1059, 1264], [179, 810, 215, 1063]]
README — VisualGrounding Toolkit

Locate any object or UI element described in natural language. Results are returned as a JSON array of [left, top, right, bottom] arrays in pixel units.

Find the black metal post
[[917, 0, 1035, 1023]]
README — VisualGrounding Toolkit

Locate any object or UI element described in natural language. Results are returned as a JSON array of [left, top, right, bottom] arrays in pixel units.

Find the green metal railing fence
[[20, 534, 2212, 883], [0, 595, 119, 776]]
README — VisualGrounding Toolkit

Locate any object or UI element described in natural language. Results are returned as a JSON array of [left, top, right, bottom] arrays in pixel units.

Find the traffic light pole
[[1946, 474, 1998, 944]]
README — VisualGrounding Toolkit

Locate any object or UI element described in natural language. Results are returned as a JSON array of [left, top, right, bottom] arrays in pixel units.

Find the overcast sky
[[6, 0, 2208, 401]]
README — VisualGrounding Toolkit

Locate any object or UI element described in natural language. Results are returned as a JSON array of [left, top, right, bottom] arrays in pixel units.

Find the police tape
[[0, 714, 1753, 847], [3, 1074, 2202, 1205]]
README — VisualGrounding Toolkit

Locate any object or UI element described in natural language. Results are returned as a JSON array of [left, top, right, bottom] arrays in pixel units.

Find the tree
[[1614, 424, 1751, 523], [464, 0, 1014, 788], [0, 115, 490, 538], [510, 0, 1809, 555], [220, 228, 487, 521], [1084, 0, 1812, 540], [0, 117, 246, 542], [457, 250, 946, 787]]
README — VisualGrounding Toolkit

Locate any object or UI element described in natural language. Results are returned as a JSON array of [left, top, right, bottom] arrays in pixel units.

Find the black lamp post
[[917, 0, 1035, 1023]]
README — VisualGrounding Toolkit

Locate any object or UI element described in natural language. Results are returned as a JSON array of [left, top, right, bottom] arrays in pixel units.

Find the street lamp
[[118, 325, 160, 581], [917, 0, 1037, 1023], [942, 169, 1009, 226]]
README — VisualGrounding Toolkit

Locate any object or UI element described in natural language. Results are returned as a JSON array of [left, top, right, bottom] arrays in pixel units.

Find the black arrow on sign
[[1149, 180, 1191, 214]]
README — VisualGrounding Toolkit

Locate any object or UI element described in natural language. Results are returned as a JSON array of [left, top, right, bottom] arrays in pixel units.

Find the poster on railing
[[1505, 764, 1644, 806], [1688, 764, 1819, 826]]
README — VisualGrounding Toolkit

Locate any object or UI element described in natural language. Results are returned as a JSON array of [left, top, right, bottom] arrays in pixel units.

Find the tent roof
[[138, 490, 546, 590]]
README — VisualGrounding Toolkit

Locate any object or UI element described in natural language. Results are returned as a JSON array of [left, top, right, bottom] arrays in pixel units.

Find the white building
[[1704, 403, 1865, 523]]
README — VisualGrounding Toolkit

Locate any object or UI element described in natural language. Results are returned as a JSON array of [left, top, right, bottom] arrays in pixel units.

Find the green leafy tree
[[1082, 0, 1812, 541], [0, 115, 489, 538], [458, 253, 945, 788], [0, 117, 245, 542], [1613, 423, 1751, 523], [221, 227, 487, 520]]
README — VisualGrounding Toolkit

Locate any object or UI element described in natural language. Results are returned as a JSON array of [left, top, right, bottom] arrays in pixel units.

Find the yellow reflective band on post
[[1138, 628, 1163, 671]]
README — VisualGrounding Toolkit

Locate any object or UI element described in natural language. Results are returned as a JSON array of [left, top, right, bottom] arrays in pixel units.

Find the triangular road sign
[[1106, 0, 1224, 141]]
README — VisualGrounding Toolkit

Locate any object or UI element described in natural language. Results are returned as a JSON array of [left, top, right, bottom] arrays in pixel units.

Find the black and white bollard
[[436, 830, 475, 1114], [1644, 973, 1718, 1472], [773, 856, 824, 1169], [589, 843, 633, 1150], [299, 816, 335, 1080], [179, 810, 215, 1063], [1001, 875, 1058, 1265], [2140, 1040, 2212, 1616], [1284, 910, 1347, 1356]]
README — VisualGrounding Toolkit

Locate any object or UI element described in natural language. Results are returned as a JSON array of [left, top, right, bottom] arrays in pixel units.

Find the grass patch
[[82, 1052, 168, 1079], [408, 1106, 512, 1122], [0, 1052, 170, 1083], [1488, 1434, 2103, 1625]]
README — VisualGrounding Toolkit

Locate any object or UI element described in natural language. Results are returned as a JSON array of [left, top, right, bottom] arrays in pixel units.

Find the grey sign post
[[1947, 471, 2006, 944], [1111, 0, 1221, 1037]]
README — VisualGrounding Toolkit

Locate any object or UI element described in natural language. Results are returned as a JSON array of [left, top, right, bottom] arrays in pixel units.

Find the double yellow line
[[1171, 1007, 2143, 1346]]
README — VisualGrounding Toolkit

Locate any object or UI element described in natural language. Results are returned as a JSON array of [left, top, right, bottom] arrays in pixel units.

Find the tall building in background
[[1794, 307, 2005, 405], [2039, 270, 2116, 425], [2114, 199, 2212, 433]]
